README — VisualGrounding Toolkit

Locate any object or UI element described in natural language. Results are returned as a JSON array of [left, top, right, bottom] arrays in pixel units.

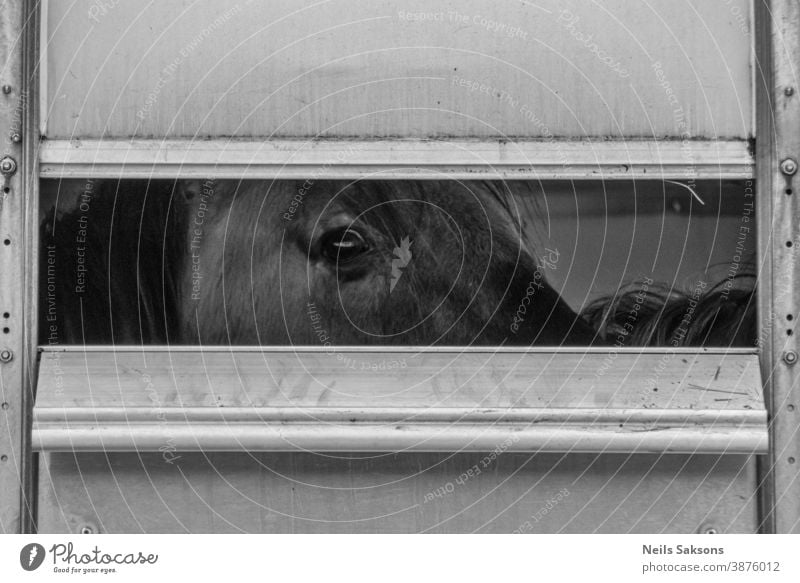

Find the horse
[[40, 178, 755, 348]]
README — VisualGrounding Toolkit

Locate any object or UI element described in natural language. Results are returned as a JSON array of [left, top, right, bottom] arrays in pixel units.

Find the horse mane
[[581, 273, 757, 347], [40, 179, 188, 344]]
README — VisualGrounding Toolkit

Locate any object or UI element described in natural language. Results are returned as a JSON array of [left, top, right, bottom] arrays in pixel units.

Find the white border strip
[[38, 138, 754, 180]]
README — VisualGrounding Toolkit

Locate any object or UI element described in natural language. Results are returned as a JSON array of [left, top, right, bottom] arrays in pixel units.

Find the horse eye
[[320, 228, 369, 264]]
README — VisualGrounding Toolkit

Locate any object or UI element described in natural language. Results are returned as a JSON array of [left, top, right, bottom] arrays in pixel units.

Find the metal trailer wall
[[42, 0, 752, 140]]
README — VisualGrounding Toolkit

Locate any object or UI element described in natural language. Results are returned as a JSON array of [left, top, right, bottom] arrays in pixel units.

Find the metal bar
[[0, 0, 23, 535], [32, 422, 767, 455], [0, 0, 36, 534], [35, 406, 768, 425], [20, 0, 40, 535], [32, 348, 767, 454], [39, 345, 760, 355], [38, 138, 754, 180], [756, 0, 800, 534]]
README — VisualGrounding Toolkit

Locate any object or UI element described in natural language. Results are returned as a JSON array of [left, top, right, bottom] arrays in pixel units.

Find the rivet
[[10, 133, 21, 143], [785, 86, 795, 96], [0, 156, 17, 176], [702, 526, 718, 534], [0, 349, 12, 363], [79, 525, 94, 534], [780, 158, 798, 176], [1, 85, 10, 95], [784, 351, 798, 365]]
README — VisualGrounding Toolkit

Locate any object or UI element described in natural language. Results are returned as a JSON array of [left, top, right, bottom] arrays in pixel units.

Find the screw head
[[10, 133, 20, 143], [0, 156, 16, 175], [0, 349, 13, 363], [1, 85, 10, 95], [79, 525, 94, 534], [781, 158, 798, 176], [786, 86, 795, 96], [784, 351, 798, 365]]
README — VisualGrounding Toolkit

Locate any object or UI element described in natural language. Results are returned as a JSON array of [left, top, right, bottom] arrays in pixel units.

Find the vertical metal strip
[[754, 0, 776, 535], [21, 0, 40, 534], [756, 0, 800, 533], [37, 0, 46, 138], [0, 0, 29, 533]]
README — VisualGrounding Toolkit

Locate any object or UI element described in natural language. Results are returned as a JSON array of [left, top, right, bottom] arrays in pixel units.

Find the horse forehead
[[254, 181, 520, 241], [334, 183, 514, 222]]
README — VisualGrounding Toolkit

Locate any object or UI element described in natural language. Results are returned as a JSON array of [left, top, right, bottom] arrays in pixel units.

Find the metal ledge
[[38, 138, 754, 180], [33, 406, 766, 454], [32, 347, 767, 454]]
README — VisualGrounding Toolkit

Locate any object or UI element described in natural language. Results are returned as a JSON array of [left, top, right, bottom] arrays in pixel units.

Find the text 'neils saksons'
[[643, 544, 724, 555]]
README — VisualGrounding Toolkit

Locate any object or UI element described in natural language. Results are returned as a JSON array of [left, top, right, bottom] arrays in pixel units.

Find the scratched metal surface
[[37, 451, 758, 533], [32, 348, 766, 454], [0, 0, 34, 534], [755, 0, 800, 534], [36, 349, 763, 412], [42, 0, 752, 139]]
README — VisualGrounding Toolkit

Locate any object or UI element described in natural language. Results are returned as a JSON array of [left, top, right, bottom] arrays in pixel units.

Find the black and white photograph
[[0, 1, 798, 580]]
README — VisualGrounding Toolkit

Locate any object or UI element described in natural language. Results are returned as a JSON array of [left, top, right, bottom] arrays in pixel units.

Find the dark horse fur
[[41, 179, 755, 347]]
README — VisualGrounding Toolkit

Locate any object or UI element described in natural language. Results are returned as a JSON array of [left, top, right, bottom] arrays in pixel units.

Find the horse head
[[178, 179, 596, 346]]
